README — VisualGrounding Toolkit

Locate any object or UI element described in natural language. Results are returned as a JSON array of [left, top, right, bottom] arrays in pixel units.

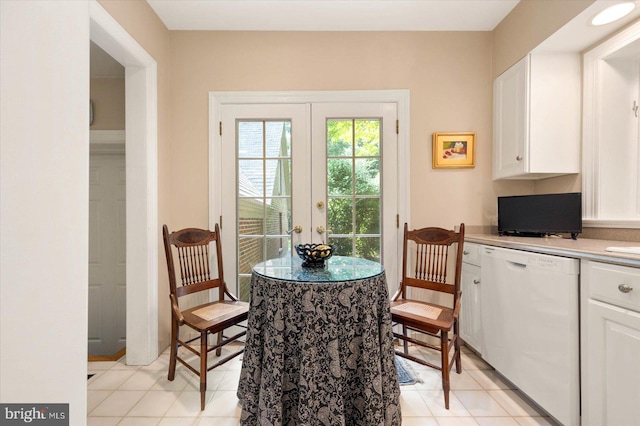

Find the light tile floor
[[87, 345, 559, 425]]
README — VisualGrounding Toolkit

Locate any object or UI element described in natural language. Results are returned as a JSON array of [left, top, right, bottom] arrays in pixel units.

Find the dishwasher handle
[[507, 260, 528, 269]]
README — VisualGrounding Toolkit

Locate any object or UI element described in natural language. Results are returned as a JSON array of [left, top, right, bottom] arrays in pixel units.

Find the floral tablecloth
[[237, 267, 401, 426]]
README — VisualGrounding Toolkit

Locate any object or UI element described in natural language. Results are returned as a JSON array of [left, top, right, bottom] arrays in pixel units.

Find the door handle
[[316, 225, 325, 234], [287, 225, 302, 234], [316, 226, 332, 235]]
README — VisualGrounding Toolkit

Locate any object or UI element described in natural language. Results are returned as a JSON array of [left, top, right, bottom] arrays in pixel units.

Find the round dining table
[[237, 255, 401, 426]]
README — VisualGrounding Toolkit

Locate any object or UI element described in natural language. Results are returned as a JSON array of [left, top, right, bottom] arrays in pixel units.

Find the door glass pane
[[238, 160, 264, 196], [238, 237, 264, 274], [355, 119, 380, 156], [355, 198, 380, 234], [237, 120, 292, 302], [355, 236, 380, 260], [238, 276, 252, 302], [266, 121, 291, 157], [265, 198, 291, 235], [238, 198, 264, 235], [238, 121, 264, 158], [266, 159, 291, 197], [266, 236, 288, 261], [328, 197, 353, 234], [327, 119, 353, 156], [327, 159, 352, 196], [329, 237, 353, 257], [326, 118, 382, 262], [355, 158, 380, 195]]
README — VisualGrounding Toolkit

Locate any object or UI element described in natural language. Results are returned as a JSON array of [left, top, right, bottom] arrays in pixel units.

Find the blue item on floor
[[395, 355, 418, 385]]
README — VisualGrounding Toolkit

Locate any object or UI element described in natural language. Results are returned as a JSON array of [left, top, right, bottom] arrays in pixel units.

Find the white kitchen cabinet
[[460, 242, 483, 354], [493, 53, 581, 180], [581, 261, 640, 426]]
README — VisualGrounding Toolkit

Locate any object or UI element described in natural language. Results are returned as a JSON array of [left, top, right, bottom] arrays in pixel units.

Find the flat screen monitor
[[498, 192, 582, 239]]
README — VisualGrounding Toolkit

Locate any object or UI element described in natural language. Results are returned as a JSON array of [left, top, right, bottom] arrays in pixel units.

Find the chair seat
[[182, 301, 249, 332], [390, 300, 454, 332]]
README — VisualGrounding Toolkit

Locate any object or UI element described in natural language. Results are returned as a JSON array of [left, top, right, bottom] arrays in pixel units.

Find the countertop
[[465, 234, 640, 268]]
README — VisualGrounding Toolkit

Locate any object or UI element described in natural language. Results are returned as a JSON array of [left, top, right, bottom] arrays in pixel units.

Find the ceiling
[[146, 0, 520, 31]]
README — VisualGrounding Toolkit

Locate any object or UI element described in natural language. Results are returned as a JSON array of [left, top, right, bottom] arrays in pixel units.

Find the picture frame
[[432, 132, 476, 169]]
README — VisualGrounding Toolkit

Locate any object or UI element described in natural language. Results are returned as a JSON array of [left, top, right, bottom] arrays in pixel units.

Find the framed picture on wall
[[432, 132, 476, 168]]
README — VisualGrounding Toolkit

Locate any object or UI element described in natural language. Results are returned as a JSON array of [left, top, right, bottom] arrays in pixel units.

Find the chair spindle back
[[414, 242, 450, 284], [163, 224, 226, 301], [401, 223, 465, 299], [177, 243, 212, 286]]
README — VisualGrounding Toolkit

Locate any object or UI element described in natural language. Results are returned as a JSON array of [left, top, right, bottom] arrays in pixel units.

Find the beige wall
[[169, 30, 530, 230], [98, 0, 173, 351], [90, 78, 125, 130]]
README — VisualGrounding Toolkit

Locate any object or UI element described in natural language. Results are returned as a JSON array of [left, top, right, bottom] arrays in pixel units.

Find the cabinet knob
[[463, 250, 469, 255], [516, 155, 523, 161], [473, 278, 480, 285], [618, 284, 633, 293]]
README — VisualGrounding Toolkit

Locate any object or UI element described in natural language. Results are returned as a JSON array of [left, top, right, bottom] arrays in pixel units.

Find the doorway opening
[[88, 41, 127, 361], [89, 1, 158, 366]]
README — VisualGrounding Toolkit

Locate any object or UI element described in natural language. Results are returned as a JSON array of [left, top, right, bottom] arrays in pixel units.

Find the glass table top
[[252, 255, 384, 283]]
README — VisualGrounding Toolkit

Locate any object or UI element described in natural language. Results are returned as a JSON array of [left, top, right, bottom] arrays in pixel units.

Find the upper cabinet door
[[493, 53, 581, 180], [493, 55, 528, 179]]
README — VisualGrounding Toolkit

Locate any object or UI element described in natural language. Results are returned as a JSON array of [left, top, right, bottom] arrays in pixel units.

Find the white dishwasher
[[481, 246, 580, 426]]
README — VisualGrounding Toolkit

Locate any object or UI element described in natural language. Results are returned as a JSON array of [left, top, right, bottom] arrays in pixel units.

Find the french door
[[218, 101, 399, 301]]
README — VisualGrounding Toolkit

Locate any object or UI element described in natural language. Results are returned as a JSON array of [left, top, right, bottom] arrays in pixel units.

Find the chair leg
[[200, 332, 208, 410], [215, 331, 222, 357], [454, 321, 462, 374], [168, 319, 179, 381], [402, 325, 409, 354], [441, 331, 450, 409]]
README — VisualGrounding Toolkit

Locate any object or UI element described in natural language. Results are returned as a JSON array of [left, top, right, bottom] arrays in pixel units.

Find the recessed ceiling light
[[591, 2, 636, 26]]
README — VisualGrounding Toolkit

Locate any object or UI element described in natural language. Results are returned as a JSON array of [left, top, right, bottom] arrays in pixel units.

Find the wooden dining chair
[[162, 224, 249, 410], [390, 222, 465, 409]]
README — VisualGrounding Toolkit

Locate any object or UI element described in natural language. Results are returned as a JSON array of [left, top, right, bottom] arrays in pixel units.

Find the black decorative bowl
[[295, 243, 335, 268]]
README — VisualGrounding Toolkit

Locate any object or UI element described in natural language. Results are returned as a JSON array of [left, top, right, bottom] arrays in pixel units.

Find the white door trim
[[90, 1, 158, 365], [209, 90, 410, 286]]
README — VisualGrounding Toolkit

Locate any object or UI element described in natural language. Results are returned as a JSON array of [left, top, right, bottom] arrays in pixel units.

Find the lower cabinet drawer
[[584, 261, 640, 312], [462, 242, 481, 266]]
